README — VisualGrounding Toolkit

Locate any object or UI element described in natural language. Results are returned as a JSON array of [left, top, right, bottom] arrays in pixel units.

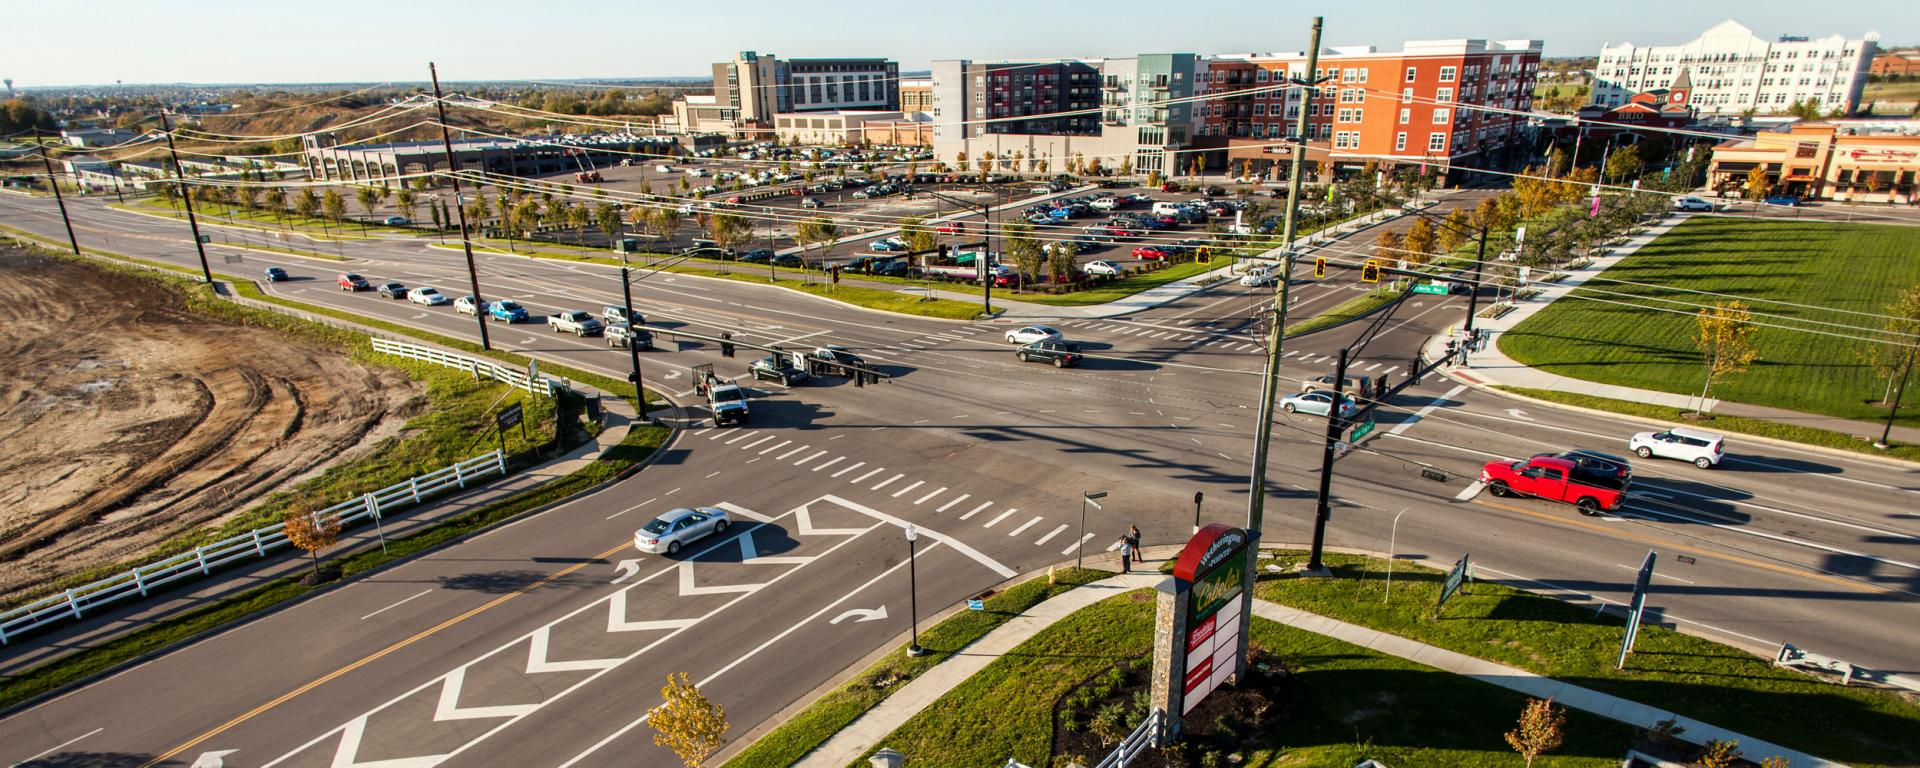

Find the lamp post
[[1192, 491, 1204, 534], [905, 524, 927, 657], [1078, 491, 1106, 568]]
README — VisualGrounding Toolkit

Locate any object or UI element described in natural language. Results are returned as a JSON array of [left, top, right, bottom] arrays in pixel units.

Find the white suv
[[1628, 427, 1725, 468], [1673, 196, 1714, 212]]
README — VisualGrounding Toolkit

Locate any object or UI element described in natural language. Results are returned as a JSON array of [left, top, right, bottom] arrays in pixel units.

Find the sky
[[7, 0, 1917, 87]]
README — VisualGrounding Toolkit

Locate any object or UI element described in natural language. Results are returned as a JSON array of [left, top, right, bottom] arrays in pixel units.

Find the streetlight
[[1078, 491, 1106, 568], [905, 524, 927, 657], [1192, 491, 1204, 534]]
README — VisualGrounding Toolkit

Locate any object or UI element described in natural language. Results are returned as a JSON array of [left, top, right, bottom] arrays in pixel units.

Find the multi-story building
[[1707, 121, 1918, 203], [1194, 39, 1542, 181], [672, 51, 899, 135], [900, 77, 934, 113], [929, 54, 1199, 177], [1871, 52, 1920, 76], [1593, 21, 1877, 116]]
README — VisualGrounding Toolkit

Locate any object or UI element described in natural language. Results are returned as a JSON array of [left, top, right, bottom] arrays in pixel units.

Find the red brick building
[[1870, 53, 1920, 76], [1550, 69, 1697, 143], [1192, 38, 1542, 183]]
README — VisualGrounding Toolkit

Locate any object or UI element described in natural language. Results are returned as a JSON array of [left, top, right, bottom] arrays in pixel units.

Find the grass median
[[1253, 550, 1920, 767], [111, 197, 404, 240], [1497, 386, 1920, 463], [1284, 284, 1406, 339], [1500, 218, 1920, 432], [1011, 257, 1237, 307], [721, 567, 1108, 768]]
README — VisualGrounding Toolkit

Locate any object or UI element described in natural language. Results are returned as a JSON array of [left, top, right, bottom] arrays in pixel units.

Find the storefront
[[1708, 122, 1920, 204]]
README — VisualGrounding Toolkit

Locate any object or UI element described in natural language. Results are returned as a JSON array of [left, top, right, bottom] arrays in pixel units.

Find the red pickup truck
[[1481, 456, 1628, 516]]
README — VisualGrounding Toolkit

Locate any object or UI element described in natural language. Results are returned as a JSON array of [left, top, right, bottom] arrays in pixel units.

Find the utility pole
[[619, 250, 648, 416], [1244, 16, 1325, 542], [31, 128, 81, 257], [1308, 349, 1351, 571], [158, 110, 214, 285], [430, 62, 492, 351], [1876, 345, 1915, 450], [1464, 223, 1488, 337]]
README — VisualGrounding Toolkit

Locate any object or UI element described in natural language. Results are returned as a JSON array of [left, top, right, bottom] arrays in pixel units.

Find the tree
[[595, 202, 623, 246], [264, 188, 287, 228], [321, 189, 347, 231], [1119, 155, 1134, 177], [1694, 301, 1759, 414], [1605, 144, 1643, 182], [1146, 170, 1164, 189], [1402, 218, 1436, 264], [648, 673, 727, 767], [1694, 740, 1743, 768], [1860, 283, 1920, 406], [646, 206, 682, 249], [356, 186, 381, 231], [1745, 166, 1773, 202], [709, 212, 750, 254], [395, 188, 417, 223], [1045, 241, 1078, 283], [794, 216, 839, 277], [153, 179, 180, 210], [283, 510, 342, 580], [1437, 208, 1472, 253], [237, 184, 260, 212], [1004, 223, 1043, 288], [976, 151, 994, 182], [898, 216, 937, 253], [293, 188, 320, 223], [1504, 697, 1566, 768], [1374, 229, 1406, 265]]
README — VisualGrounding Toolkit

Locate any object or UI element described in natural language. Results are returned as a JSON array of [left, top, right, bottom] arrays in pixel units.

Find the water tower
[[3, 79, 13, 98]]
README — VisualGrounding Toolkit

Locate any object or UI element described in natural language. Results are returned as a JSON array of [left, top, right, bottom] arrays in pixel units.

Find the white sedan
[[408, 287, 450, 306], [1081, 260, 1123, 277], [1006, 325, 1064, 344], [453, 295, 487, 315], [634, 507, 733, 555]]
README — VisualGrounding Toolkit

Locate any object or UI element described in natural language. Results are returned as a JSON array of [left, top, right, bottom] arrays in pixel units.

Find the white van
[[1628, 427, 1725, 468], [1151, 201, 1184, 217]]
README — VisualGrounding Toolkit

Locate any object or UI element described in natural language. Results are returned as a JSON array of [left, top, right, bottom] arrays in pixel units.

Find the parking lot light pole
[[1079, 491, 1106, 568], [905, 524, 927, 657]]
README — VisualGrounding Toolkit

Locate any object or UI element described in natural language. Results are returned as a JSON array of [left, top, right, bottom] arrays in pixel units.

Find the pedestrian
[[1117, 537, 1133, 573], [1127, 525, 1143, 563]]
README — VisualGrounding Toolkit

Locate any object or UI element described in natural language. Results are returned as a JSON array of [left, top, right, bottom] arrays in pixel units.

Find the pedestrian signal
[[1360, 259, 1381, 284]]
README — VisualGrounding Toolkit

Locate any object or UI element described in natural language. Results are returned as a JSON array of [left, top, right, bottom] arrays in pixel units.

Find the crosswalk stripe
[[724, 430, 760, 445], [1033, 524, 1069, 546], [960, 501, 994, 520], [915, 487, 947, 505], [937, 493, 971, 512], [1364, 363, 1381, 371], [1381, 366, 1400, 376], [981, 507, 1019, 528], [692, 428, 712, 437], [855, 468, 889, 485], [777, 444, 808, 459], [891, 479, 923, 497], [739, 435, 776, 451], [759, 439, 792, 455], [1006, 516, 1043, 536], [794, 450, 829, 467], [1061, 533, 1096, 556], [1283, 350, 1299, 358], [832, 461, 866, 478]]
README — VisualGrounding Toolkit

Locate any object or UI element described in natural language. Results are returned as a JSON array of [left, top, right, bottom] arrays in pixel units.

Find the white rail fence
[[0, 450, 506, 645], [370, 338, 559, 397]]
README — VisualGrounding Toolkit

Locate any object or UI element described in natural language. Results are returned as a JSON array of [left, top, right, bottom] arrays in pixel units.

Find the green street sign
[[196, 235, 211, 244], [1349, 418, 1377, 442], [1411, 282, 1448, 295]]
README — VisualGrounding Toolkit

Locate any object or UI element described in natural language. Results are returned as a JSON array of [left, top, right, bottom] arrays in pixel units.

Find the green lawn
[[1253, 551, 1920, 767], [862, 589, 1633, 768], [1284, 284, 1405, 338], [1010, 258, 1237, 307], [1501, 219, 1920, 430]]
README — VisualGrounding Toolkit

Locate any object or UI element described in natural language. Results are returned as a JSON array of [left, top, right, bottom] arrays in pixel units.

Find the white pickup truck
[[548, 310, 604, 336]]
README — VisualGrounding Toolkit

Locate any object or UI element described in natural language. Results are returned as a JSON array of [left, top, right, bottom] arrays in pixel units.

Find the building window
[[1334, 131, 1359, 150], [1342, 68, 1357, 81], [1254, 103, 1267, 116], [1395, 132, 1407, 151], [1436, 87, 1453, 102], [1355, 67, 1369, 84], [1399, 107, 1410, 124], [1256, 69, 1269, 82], [1405, 66, 1418, 82], [1402, 87, 1413, 102], [1439, 66, 1456, 82], [1432, 108, 1451, 124], [1429, 132, 1446, 152]]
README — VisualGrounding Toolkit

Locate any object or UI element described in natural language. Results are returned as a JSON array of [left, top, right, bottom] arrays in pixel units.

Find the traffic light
[[1196, 246, 1211, 264], [720, 331, 735, 358], [1360, 259, 1381, 284], [1313, 257, 1327, 279], [831, 265, 841, 284]]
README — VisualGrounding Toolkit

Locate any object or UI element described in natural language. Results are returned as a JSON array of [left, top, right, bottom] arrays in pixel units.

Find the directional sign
[[1411, 282, 1449, 295], [196, 234, 212, 244], [496, 402, 524, 431], [1348, 418, 1377, 442]]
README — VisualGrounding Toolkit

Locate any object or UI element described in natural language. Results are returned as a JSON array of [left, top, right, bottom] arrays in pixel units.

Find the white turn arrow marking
[[1506, 409, 1533, 421], [829, 606, 889, 625], [610, 559, 642, 584], [412, 312, 429, 319], [191, 750, 239, 768], [665, 369, 683, 380]]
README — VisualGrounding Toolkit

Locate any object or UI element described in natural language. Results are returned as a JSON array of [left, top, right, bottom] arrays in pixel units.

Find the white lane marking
[[1283, 351, 1299, 358], [778, 444, 810, 460], [852, 467, 886, 484], [810, 455, 844, 472], [1007, 516, 1043, 537], [1062, 533, 1097, 556], [915, 487, 947, 505], [1388, 384, 1468, 437], [774, 329, 830, 346], [960, 501, 994, 521], [1455, 481, 1486, 501], [361, 589, 434, 621], [982, 507, 1019, 528], [1365, 363, 1382, 371], [739, 435, 776, 451], [890, 479, 923, 498], [1033, 524, 1069, 546], [724, 430, 761, 444], [1380, 367, 1400, 376], [692, 428, 711, 437], [832, 461, 866, 477], [12, 727, 105, 766], [760, 439, 792, 455], [606, 497, 659, 520], [1616, 562, 1697, 585], [937, 493, 972, 513]]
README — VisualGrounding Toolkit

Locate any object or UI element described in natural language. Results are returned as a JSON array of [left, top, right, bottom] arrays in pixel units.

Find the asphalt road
[[3, 190, 1917, 767]]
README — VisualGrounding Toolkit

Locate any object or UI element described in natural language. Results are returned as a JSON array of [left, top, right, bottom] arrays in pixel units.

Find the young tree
[[1003, 222, 1043, 288], [321, 189, 347, 232], [1401, 218, 1436, 264], [294, 187, 320, 223], [264, 187, 287, 229], [283, 510, 342, 580], [646, 206, 682, 249], [1746, 166, 1773, 202], [1374, 229, 1406, 265], [1605, 144, 1644, 183], [1859, 283, 1920, 406], [709, 211, 751, 254], [1694, 301, 1759, 414], [237, 184, 260, 212], [1503, 697, 1566, 768], [595, 202, 623, 247], [1045, 241, 1077, 283], [795, 215, 839, 277], [355, 186, 381, 231], [395, 188, 417, 223], [648, 672, 728, 767], [568, 202, 591, 245], [1694, 739, 1743, 768], [897, 215, 937, 253]]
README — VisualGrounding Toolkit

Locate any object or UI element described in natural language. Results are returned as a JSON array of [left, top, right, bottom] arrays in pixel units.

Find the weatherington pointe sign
[[1171, 524, 1249, 714]]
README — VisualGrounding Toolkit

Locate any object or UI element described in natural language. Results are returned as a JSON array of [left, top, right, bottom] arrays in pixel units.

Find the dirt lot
[[0, 248, 422, 601]]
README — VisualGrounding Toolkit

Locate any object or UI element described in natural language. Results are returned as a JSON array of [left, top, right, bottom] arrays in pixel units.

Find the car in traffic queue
[[1016, 340, 1083, 368], [1629, 428, 1726, 468], [750, 354, 811, 385], [264, 267, 289, 282], [407, 287, 450, 306], [337, 272, 371, 291], [1081, 259, 1124, 277], [633, 506, 733, 555], [603, 305, 644, 327], [869, 238, 908, 252], [1482, 455, 1629, 516], [1005, 325, 1064, 344], [808, 345, 866, 375], [605, 322, 654, 350], [1300, 373, 1373, 395], [454, 295, 488, 315], [1532, 449, 1634, 486], [376, 282, 409, 299], [1279, 390, 1358, 418], [488, 300, 530, 323]]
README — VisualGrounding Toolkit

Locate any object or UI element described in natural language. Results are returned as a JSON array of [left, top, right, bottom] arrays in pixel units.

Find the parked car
[[1672, 196, 1714, 212], [337, 273, 371, 291], [801, 196, 824, 208], [1005, 325, 1064, 344], [1016, 340, 1082, 368], [1628, 428, 1725, 468], [772, 253, 803, 267], [454, 295, 487, 315], [633, 506, 733, 555], [750, 354, 810, 385], [1133, 245, 1174, 261], [1481, 455, 1629, 515], [737, 249, 774, 264], [264, 267, 288, 282], [383, 216, 410, 226], [407, 287, 449, 305], [873, 260, 918, 277], [488, 300, 529, 323], [1763, 194, 1804, 207], [1081, 259, 1124, 277], [869, 238, 907, 252], [376, 282, 409, 299], [1279, 390, 1357, 418], [606, 322, 654, 350]]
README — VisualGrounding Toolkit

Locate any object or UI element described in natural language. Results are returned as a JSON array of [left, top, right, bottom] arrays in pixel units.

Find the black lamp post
[[905, 524, 927, 657]]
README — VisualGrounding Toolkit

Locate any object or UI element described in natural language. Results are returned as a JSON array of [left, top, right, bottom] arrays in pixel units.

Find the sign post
[[1434, 553, 1470, 617], [1150, 524, 1251, 747], [1617, 549, 1657, 669], [495, 402, 523, 453]]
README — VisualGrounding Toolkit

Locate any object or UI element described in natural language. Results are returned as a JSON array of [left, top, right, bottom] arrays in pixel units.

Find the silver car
[[1280, 390, 1357, 418], [634, 507, 733, 555]]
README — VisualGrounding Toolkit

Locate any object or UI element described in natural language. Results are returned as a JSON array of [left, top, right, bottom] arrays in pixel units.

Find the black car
[[737, 249, 774, 264], [772, 253, 804, 267], [264, 267, 288, 282], [377, 282, 408, 299], [1017, 340, 1083, 368], [1536, 450, 1634, 488], [750, 354, 810, 385], [874, 261, 918, 278]]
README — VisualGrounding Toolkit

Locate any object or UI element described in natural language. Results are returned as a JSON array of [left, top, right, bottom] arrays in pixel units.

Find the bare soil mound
[[0, 249, 421, 600]]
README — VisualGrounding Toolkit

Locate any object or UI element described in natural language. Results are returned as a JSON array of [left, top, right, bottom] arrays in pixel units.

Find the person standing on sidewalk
[[1117, 537, 1133, 573], [1126, 525, 1143, 563]]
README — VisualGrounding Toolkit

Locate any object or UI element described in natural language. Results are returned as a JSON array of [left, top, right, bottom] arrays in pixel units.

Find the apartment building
[[1194, 39, 1542, 181], [929, 54, 1199, 177], [1594, 21, 1877, 116], [672, 51, 899, 135]]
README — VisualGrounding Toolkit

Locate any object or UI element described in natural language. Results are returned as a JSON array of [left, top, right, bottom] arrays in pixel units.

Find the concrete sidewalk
[[1428, 213, 1920, 447], [792, 566, 1842, 768]]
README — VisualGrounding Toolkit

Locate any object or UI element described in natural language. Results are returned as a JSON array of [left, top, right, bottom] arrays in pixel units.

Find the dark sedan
[[376, 282, 409, 299], [1016, 340, 1083, 368]]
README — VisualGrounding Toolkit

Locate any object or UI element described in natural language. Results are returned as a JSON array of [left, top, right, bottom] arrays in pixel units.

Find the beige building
[[1708, 122, 1919, 203], [900, 77, 933, 113], [772, 111, 931, 147]]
